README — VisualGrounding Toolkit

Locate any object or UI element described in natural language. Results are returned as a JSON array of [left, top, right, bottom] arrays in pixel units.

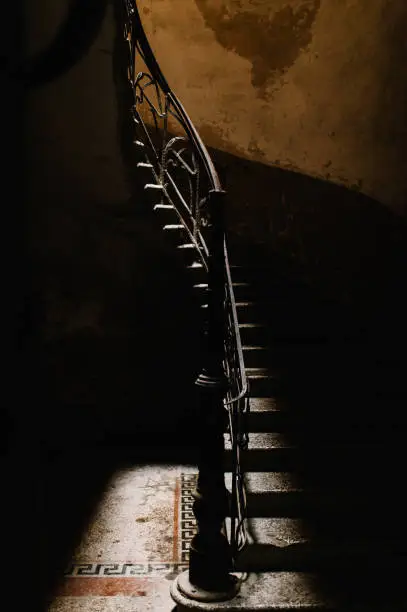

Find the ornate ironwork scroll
[[122, 0, 250, 588]]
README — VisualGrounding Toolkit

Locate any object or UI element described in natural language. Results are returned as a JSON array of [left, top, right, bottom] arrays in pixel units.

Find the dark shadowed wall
[[20, 0, 407, 448]]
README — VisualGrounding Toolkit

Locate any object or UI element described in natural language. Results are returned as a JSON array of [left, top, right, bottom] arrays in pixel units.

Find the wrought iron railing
[[224, 244, 250, 560], [122, 0, 250, 598]]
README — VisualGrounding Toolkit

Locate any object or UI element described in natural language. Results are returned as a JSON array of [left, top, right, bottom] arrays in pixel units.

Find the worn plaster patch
[[195, 0, 320, 97], [198, 121, 248, 159]]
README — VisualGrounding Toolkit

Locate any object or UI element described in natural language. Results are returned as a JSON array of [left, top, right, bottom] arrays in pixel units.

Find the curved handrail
[[224, 243, 248, 405], [124, 0, 221, 193], [122, 0, 250, 564]]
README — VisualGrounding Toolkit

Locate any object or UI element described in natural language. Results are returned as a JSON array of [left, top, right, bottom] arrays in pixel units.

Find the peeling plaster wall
[[140, 0, 407, 215], [23, 0, 407, 318], [23, 0, 407, 314]]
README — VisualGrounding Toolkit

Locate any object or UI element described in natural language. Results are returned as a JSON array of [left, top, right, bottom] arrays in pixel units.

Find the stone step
[[235, 517, 401, 572], [231, 281, 251, 301], [172, 567, 405, 611], [229, 264, 291, 286], [231, 284, 314, 314], [177, 242, 201, 265], [235, 302, 271, 324], [247, 397, 289, 431], [245, 397, 371, 434], [239, 323, 268, 346], [153, 202, 179, 224], [225, 431, 394, 474], [224, 471, 383, 518], [163, 223, 188, 242], [246, 369, 283, 396], [224, 433, 295, 472], [192, 283, 210, 309], [243, 346, 272, 368], [232, 282, 289, 302], [238, 322, 332, 348], [186, 261, 207, 286], [229, 264, 271, 274], [225, 471, 302, 516], [231, 287, 344, 343], [171, 570, 335, 611], [226, 398, 309, 435], [224, 397, 282, 434], [244, 341, 327, 361]]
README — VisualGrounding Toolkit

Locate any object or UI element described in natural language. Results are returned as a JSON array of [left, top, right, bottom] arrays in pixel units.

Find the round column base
[[171, 570, 240, 607]]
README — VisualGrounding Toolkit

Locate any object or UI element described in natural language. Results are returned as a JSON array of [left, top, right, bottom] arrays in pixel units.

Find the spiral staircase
[[120, 3, 405, 610]]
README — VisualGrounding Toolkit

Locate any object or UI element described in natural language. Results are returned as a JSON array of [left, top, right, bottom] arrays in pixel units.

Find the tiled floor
[[47, 465, 198, 612]]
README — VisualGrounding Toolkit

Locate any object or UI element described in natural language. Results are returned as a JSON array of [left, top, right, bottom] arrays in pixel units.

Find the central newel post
[[172, 190, 240, 606]]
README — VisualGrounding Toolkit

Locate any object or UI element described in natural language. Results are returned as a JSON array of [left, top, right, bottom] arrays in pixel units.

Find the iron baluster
[[121, 1, 250, 604]]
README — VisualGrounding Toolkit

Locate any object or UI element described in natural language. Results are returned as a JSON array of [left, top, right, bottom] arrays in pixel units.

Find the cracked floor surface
[[47, 464, 197, 611]]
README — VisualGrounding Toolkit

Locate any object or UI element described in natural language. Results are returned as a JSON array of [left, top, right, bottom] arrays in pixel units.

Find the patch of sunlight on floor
[[48, 465, 197, 612]]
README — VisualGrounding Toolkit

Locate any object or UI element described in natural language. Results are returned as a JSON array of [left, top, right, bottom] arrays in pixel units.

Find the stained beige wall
[[26, 0, 407, 215], [24, 0, 407, 317], [140, 0, 407, 215]]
